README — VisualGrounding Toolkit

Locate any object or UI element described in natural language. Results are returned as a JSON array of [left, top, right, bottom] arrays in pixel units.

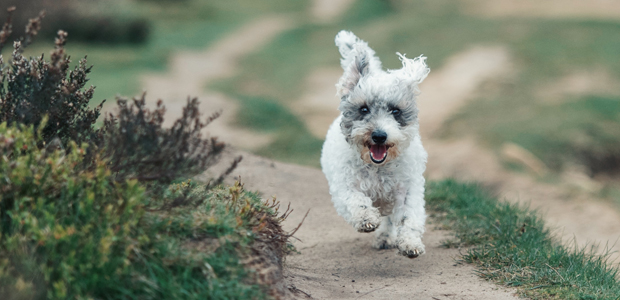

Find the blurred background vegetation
[[4, 0, 620, 204]]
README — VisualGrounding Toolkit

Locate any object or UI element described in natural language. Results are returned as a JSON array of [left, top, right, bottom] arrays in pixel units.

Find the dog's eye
[[391, 108, 401, 117], [360, 106, 370, 114]]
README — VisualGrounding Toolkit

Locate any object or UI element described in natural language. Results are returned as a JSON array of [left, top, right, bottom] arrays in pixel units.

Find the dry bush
[[101, 94, 231, 184]]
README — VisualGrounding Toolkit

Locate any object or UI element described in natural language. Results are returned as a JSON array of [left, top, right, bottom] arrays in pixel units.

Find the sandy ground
[[536, 70, 620, 104], [417, 46, 512, 137]]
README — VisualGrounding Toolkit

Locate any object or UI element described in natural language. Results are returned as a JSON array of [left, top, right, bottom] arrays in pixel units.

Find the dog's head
[[335, 31, 429, 165]]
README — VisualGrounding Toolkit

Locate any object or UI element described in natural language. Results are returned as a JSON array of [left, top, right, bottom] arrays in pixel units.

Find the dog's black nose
[[371, 130, 387, 144]]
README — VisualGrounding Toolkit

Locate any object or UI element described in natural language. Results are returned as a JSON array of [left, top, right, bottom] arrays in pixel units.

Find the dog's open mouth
[[369, 144, 388, 164]]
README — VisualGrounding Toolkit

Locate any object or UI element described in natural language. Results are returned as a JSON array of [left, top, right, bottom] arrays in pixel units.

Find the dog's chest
[[356, 168, 406, 216]]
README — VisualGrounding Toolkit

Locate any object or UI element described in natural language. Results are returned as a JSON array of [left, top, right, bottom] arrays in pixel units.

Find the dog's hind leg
[[372, 216, 397, 249]]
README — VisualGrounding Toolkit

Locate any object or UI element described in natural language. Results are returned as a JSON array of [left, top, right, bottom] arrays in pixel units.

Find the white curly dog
[[321, 30, 430, 258]]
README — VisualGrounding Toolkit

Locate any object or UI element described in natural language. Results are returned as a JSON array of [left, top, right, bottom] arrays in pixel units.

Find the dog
[[320, 30, 430, 258]]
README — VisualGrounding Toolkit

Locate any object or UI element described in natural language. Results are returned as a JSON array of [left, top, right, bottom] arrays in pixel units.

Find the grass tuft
[[426, 180, 620, 299]]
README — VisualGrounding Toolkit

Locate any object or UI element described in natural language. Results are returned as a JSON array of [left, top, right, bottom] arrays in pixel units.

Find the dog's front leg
[[393, 183, 426, 258], [332, 190, 381, 233]]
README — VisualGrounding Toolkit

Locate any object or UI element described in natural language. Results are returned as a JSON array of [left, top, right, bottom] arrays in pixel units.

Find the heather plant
[[0, 10, 103, 149], [101, 94, 236, 185]]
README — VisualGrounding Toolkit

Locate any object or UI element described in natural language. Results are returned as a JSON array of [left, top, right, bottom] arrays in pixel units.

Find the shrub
[[0, 122, 286, 299], [0, 8, 292, 298], [0, 12, 103, 149], [0, 122, 145, 299], [101, 94, 230, 184]]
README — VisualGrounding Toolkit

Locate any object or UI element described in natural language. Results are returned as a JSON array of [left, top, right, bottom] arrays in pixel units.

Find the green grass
[[426, 180, 620, 299]]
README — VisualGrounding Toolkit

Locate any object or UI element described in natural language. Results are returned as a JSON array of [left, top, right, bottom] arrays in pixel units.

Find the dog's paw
[[356, 221, 378, 233], [397, 238, 425, 259], [400, 247, 424, 259], [372, 231, 395, 249], [352, 206, 381, 233]]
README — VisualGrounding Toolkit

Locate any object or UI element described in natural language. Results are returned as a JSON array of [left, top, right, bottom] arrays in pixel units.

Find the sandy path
[[136, 16, 294, 150], [208, 151, 518, 299]]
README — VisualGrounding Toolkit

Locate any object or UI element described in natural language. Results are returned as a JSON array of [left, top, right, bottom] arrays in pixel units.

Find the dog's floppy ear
[[389, 53, 430, 94], [336, 45, 371, 98], [335, 30, 382, 99]]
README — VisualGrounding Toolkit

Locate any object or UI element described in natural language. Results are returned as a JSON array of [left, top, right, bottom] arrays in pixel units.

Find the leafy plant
[[0, 7, 293, 299], [0, 121, 145, 299]]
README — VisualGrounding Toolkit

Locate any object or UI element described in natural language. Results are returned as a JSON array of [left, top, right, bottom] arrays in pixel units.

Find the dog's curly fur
[[321, 30, 430, 258]]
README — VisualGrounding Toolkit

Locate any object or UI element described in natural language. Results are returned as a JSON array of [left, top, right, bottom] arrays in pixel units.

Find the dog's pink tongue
[[370, 144, 387, 161]]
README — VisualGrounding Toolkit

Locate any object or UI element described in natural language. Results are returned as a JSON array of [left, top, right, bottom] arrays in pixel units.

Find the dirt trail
[[137, 16, 294, 150], [209, 151, 518, 299]]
